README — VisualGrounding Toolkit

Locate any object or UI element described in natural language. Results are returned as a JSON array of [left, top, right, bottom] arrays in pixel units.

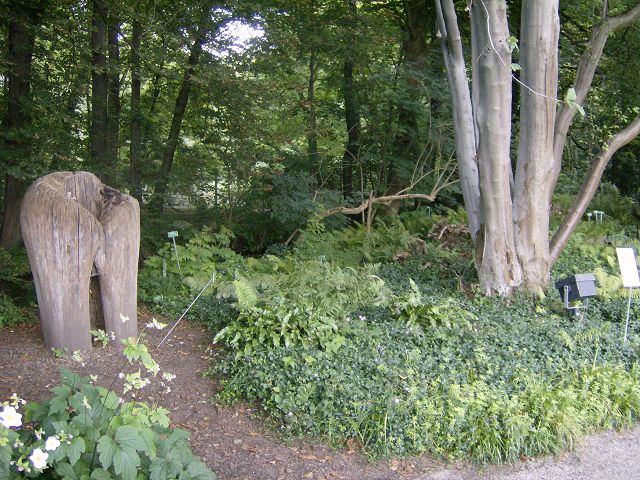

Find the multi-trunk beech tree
[[436, 0, 640, 295]]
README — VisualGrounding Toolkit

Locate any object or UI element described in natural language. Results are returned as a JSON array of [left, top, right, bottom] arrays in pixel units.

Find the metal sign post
[[616, 247, 640, 345], [167, 231, 181, 270]]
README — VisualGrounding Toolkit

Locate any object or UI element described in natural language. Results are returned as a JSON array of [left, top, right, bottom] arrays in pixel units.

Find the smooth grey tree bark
[[513, 0, 559, 293], [436, 0, 640, 295], [434, 0, 481, 242]]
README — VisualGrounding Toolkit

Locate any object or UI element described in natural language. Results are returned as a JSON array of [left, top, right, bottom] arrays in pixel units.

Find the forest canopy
[[1, 0, 640, 295]]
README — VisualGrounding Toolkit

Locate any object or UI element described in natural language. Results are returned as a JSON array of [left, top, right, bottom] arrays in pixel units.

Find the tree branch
[[550, 113, 640, 265], [553, 1, 640, 174]]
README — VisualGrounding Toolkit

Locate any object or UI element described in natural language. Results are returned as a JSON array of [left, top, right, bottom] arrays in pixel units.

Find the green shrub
[[214, 260, 388, 354], [0, 327, 217, 479], [213, 289, 640, 462]]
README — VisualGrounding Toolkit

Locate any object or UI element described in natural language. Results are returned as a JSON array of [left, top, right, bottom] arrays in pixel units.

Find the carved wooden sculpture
[[20, 172, 140, 350]]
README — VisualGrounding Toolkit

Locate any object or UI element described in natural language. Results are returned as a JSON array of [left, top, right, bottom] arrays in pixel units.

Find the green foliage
[[214, 259, 388, 354], [0, 248, 36, 328], [293, 217, 416, 266], [0, 292, 27, 330], [0, 369, 216, 479], [393, 279, 475, 335], [214, 289, 640, 462], [1, 325, 217, 479], [589, 183, 635, 225], [139, 227, 241, 309]]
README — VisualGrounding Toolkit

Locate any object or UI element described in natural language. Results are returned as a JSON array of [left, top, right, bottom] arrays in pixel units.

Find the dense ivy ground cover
[[139, 211, 640, 463]]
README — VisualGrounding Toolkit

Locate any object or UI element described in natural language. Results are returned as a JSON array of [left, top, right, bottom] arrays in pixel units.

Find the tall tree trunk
[[129, 13, 142, 201], [0, 1, 47, 249], [435, 0, 481, 242], [106, 11, 120, 186], [513, 0, 559, 293], [90, 0, 108, 179], [470, 0, 522, 295], [342, 0, 359, 200], [152, 28, 207, 210], [306, 43, 319, 166], [387, 0, 432, 199]]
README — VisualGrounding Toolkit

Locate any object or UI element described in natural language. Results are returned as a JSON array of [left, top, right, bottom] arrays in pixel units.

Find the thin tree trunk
[[152, 27, 207, 210], [1, 2, 46, 249], [307, 49, 319, 167], [513, 0, 559, 293], [550, 114, 640, 264], [106, 11, 120, 186], [129, 13, 142, 201], [470, 0, 522, 295], [303, 0, 319, 168], [90, 0, 108, 179], [342, 0, 359, 200], [387, 0, 432, 200], [435, 0, 481, 242]]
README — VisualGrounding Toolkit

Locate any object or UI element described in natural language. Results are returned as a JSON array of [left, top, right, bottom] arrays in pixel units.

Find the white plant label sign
[[616, 247, 640, 288]]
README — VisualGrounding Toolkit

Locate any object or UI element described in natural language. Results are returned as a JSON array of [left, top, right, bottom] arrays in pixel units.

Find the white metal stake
[[171, 236, 181, 270], [624, 287, 633, 345]]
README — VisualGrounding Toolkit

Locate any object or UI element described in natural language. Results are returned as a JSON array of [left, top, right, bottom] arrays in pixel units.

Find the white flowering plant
[[0, 322, 217, 479]]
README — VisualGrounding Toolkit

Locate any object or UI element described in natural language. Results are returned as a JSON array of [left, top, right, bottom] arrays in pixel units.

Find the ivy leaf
[[97, 435, 117, 469], [116, 426, 147, 451], [510, 63, 521, 72], [113, 447, 141, 480]]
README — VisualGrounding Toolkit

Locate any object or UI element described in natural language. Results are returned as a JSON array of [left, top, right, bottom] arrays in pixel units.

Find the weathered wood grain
[[20, 171, 139, 351]]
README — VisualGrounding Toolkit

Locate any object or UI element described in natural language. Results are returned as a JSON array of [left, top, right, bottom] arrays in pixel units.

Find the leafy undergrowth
[[139, 211, 640, 463]]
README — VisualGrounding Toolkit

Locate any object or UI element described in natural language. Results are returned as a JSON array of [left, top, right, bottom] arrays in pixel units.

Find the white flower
[[145, 317, 167, 330], [34, 428, 44, 440], [44, 436, 61, 451], [162, 372, 176, 382], [9, 393, 25, 406], [0, 406, 22, 428], [29, 448, 49, 470], [120, 313, 129, 323], [394, 398, 400, 404]]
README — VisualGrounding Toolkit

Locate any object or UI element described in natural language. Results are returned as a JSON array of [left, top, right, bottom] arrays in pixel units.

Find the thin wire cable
[[478, 0, 559, 103], [157, 273, 216, 349]]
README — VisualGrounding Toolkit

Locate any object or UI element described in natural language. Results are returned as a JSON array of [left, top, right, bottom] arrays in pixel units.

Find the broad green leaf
[[150, 457, 171, 480], [116, 426, 147, 451], [67, 436, 86, 466], [139, 427, 157, 459], [90, 468, 113, 480], [113, 447, 141, 480], [97, 435, 117, 469], [55, 462, 79, 480], [185, 460, 218, 480]]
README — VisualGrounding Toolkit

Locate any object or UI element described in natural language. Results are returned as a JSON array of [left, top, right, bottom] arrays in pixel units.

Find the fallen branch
[[316, 192, 440, 220]]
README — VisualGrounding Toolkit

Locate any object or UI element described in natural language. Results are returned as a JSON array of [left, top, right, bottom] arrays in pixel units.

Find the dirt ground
[[1, 315, 639, 480]]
